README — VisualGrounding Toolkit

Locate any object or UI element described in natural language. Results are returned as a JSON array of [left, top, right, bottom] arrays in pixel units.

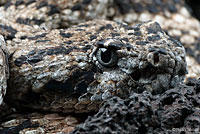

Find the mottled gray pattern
[[0, 0, 196, 133], [0, 20, 187, 113]]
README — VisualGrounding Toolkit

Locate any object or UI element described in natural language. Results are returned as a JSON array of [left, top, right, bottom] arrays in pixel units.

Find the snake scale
[[0, 0, 199, 133]]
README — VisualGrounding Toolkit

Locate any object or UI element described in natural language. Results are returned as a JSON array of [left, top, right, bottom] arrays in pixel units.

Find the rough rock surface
[[73, 78, 200, 133]]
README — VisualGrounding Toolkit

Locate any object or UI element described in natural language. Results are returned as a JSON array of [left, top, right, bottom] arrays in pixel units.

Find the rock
[[72, 78, 200, 133]]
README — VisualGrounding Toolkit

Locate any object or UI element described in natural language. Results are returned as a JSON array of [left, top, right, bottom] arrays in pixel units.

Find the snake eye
[[96, 48, 118, 67]]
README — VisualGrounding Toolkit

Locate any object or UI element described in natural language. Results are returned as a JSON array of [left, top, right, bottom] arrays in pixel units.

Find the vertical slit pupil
[[101, 49, 112, 63], [153, 52, 159, 64]]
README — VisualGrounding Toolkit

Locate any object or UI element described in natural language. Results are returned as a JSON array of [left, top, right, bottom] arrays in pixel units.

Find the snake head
[[6, 20, 187, 113], [80, 21, 187, 105]]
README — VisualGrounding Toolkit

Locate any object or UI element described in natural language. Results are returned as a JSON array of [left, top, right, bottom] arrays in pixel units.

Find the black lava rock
[[72, 78, 200, 134]]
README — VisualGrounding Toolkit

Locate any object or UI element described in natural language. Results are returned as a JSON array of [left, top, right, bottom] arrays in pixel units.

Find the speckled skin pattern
[[0, 0, 197, 133], [0, 35, 8, 105], [0, 0, 199, 78], [0, 19, 186, 113]]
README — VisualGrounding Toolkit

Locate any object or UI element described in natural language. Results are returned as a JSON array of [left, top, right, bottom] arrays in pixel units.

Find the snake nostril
[[153, 52, 159, 64], [130, 70, 141, 81]]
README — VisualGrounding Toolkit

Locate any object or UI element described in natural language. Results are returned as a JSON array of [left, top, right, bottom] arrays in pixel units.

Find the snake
[[0, 0, 198, 133]]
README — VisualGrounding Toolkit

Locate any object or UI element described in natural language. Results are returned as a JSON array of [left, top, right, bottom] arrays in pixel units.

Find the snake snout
[[147, 50, 169, 67]]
